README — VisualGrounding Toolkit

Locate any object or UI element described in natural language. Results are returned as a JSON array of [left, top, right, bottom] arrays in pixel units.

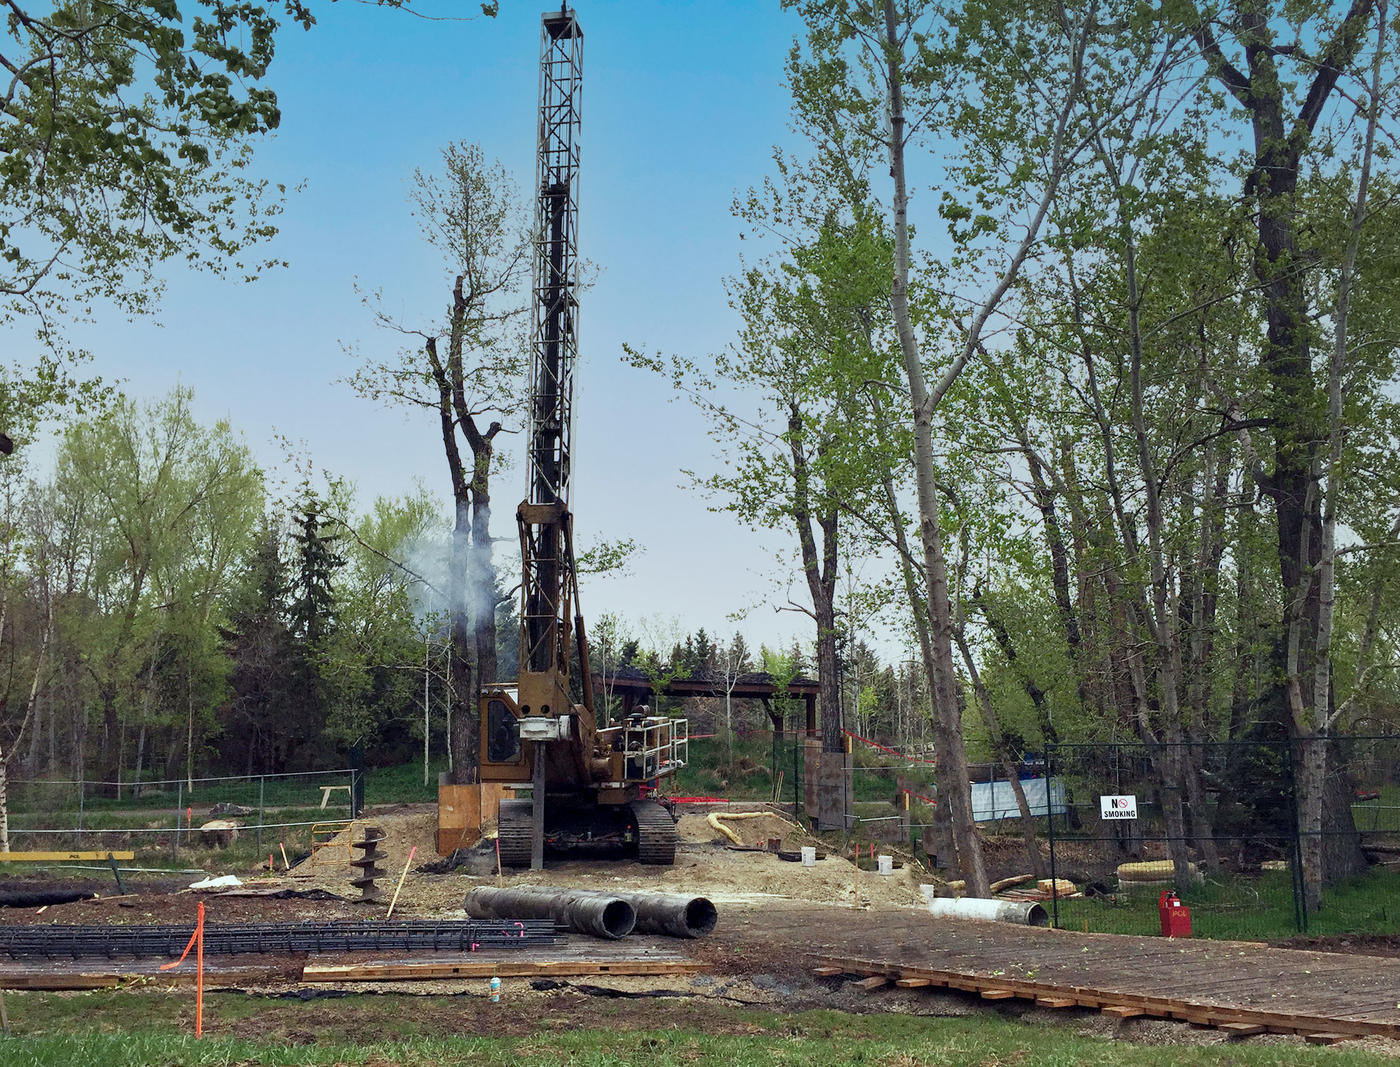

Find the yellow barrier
[[0, 851, 134, 862], [310, 822, 352, 866]]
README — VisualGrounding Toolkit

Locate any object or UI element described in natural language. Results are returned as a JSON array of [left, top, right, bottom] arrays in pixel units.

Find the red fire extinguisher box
[[1158, 890, 1192, 938]]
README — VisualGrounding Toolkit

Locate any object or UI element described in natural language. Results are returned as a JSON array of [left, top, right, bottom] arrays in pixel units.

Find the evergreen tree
[[288, 494, 344, 646], [219, 527, 297, 774]]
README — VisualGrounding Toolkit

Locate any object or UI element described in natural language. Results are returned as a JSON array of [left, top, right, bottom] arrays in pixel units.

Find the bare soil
[[1272, 933, 1400, 957], [284, 806, 931, 914], [6, 802, 1400, 1057]]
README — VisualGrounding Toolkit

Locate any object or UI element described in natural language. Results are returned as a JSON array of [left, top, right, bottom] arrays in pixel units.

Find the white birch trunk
[[1299, 0, 1386, 911]]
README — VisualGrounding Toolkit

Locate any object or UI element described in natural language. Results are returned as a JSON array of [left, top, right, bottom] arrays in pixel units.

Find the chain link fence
[[1041, 737, 1400, 940], [5, 769, 360, 862]]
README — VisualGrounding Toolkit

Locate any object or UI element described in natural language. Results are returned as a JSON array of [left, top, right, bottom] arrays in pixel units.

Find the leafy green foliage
[[0, 1, 316, 327]]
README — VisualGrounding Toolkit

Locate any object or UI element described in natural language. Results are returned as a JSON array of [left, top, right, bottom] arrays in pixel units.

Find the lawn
[[0, 990, 1394, 1067], [1053, 865, 1400, 941]]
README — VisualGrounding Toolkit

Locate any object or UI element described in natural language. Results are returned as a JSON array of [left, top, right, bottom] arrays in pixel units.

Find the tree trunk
[[447, 494, 478, 785], [867, 391, 955, 865], [882, 0, 987, 894], [786, 403, 844, 829], [1197, 0, 1376, 902], [955, 629, 1046, 879]]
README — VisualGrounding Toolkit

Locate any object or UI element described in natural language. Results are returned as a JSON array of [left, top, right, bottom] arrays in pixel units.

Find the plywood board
[[303, 958, 706, 983]]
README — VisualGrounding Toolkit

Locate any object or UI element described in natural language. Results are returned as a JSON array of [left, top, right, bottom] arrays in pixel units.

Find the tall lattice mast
[[519, 7, 583, 706]]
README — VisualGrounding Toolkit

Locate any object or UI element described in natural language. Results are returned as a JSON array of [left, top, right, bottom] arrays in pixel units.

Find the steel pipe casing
[[614, 891, 717, 938], [465, 885, 717, 938], [464, 886, 636, 939], [925, 896, 1049, 926]]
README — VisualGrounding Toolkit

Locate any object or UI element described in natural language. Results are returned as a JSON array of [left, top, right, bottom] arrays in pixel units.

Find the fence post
[[256, 775, 265, 854], [1047, 743, 1059, 930], [1286, 734, 1307, 934], [175, 779, 183, 860], [76, 782, 84, 844], [792, 730, 800, 821]]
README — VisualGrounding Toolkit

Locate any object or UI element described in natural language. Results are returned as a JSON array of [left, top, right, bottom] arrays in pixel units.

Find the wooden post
[[107, 853, 127, 895], [386, 846, 417, 918], [853, 842, 859, 909], [174, 780, 183, 860]]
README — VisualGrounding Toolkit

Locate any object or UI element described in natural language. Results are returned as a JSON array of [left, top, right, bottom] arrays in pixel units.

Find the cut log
[[989, 874, 1037, 894]]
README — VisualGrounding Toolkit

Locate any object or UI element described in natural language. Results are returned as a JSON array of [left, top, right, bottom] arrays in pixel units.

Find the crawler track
[[631, 799, 677, 865], [497, 798, 535, 867]]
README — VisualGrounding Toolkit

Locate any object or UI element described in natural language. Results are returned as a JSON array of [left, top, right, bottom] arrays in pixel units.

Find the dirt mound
[[279, 803, 925, 915], [676, 812, 816, 850], [292, 805, 438, 902]]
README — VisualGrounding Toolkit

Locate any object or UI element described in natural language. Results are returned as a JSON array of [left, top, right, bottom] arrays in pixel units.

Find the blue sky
[[17, 1, 831, 655]]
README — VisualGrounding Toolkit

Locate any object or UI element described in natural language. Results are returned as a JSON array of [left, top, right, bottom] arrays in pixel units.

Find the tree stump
[[200, 819, 240, 848]]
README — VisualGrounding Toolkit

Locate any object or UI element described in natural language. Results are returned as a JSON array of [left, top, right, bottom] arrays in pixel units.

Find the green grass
[[1054, 872, 1299, 939], [362, 758, 445, 805], [8, 774, 356, 816], [673, 735, 793, 800], [1350, 787, 1400, 833], [0, 990, 1391, 1067], [672, 734, 935, 807], [1052, 866, 1400, 941]]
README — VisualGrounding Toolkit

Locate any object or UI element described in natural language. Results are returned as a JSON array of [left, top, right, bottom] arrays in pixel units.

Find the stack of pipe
[[464, 885, 717, 939]]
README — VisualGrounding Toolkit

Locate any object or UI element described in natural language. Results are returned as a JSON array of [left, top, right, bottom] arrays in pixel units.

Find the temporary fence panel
[[3, 769, 359, 857]]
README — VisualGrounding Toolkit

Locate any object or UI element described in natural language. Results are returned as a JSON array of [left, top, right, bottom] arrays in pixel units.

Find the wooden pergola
[[592, 667, 819, 735]]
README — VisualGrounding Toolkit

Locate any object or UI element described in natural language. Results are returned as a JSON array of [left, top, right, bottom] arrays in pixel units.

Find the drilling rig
[[478, 7, 688, 870]]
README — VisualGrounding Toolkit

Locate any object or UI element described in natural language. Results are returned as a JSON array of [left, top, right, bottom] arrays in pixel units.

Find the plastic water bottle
[[489, 976, 501, 1002]]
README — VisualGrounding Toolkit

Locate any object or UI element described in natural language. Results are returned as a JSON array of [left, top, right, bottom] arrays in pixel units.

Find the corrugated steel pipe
[[615, 891, 717, 938], [926, 897, 1049, 926], [464, 886, 636, 940]]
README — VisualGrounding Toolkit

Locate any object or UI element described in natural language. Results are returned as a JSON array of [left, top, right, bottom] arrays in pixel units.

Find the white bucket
[[877, 854, 893, 875], [800, 845, 816, 867]]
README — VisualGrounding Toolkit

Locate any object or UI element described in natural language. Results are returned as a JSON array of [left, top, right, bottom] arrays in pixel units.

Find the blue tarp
[[970, 777, 1067, 822]]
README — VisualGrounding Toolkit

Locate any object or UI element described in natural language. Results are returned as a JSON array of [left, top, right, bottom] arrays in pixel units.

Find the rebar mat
[[0, 919, 561, 958]]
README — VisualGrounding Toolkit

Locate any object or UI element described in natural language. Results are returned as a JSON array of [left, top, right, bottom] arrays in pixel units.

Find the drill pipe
[[465, 886, 636, 940], [465, 886, 716, 939]]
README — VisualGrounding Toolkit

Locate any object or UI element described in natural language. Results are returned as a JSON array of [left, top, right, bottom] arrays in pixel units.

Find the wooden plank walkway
[[705, 903, 1400, 1044], [787, 912, 1400, 1043]]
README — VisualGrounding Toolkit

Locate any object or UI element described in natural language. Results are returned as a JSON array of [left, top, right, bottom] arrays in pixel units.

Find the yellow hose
[[707, 811, 767, 845]]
